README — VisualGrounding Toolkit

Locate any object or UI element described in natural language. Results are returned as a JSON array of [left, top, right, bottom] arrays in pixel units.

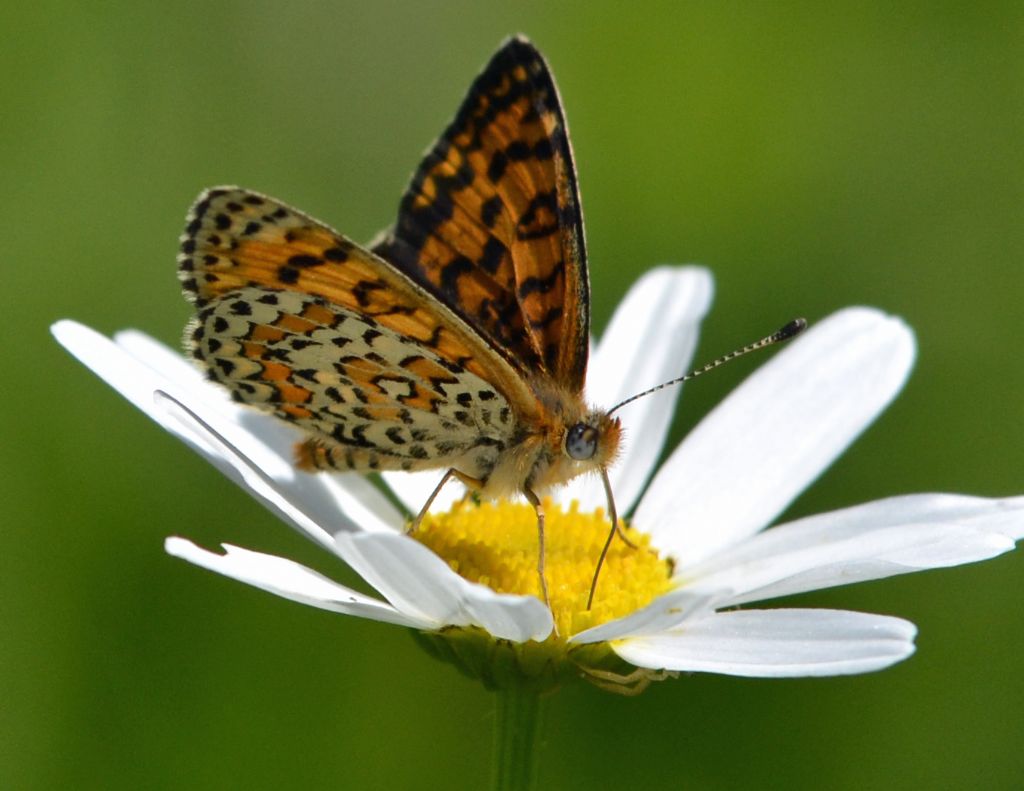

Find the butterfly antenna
[[606, 318, 807, 417]]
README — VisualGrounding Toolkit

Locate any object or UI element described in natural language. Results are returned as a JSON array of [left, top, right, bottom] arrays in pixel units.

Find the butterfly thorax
[[492, 378, 622, 498]]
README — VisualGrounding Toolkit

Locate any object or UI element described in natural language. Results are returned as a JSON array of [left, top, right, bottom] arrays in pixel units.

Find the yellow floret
[[413, 498, 673, 640]]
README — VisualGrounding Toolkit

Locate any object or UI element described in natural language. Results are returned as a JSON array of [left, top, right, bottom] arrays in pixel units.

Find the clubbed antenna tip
[[775, 318, 807, 341]]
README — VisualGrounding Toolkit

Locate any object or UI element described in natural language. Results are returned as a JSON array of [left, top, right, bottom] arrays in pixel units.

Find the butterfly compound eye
[[566, 423, 598, 461]]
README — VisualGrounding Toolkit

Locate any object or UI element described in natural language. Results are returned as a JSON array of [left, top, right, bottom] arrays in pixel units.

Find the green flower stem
[[491, 683, 546, 791]]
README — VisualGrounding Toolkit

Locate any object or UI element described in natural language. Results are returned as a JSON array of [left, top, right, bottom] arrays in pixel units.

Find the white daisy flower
[[51, 266, 1024, 691]]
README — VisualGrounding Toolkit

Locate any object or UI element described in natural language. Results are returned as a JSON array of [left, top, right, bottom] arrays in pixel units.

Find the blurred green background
[[4, 2, 1023, 788]]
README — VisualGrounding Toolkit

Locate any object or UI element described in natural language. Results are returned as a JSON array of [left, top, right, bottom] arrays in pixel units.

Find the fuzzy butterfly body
[[178, 37, 622, 526]]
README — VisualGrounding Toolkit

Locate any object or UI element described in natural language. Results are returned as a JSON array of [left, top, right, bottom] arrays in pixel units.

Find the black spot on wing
[[288, 254, 323, 269], [517, 263, 563, 298], [439, 256, 474, 301], [352, 279, 386, 307], [478, 236, 506, 275], [480, 195, 503, 228], [516, 190, 559, 240]]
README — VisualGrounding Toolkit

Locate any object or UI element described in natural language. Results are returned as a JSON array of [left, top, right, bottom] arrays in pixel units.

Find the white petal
[[53, 321, 403, 548], [333, 532, 553, 642], [685, 493, 1023, 603], [154, 393, 340, 550], [114, 328, 222, 392], [53, 322, 255, 484], [696, 525, 1013, 607], [115, 328, 403, 534], [613, 609, 916, 677], [165, 538, 430, 629], [558, 267, 714, 513], [745, 493, 1024, 549], [53, 321, 201, 435], [569, 589, 718, 644], [637, 307, 915, 564]]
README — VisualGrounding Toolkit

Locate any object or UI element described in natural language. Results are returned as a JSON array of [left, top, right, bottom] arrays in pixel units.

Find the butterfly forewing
[[372, 35, 590, 392]]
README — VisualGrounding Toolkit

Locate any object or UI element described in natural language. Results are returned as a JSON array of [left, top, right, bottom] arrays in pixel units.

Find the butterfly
[[178, 36, 629, 606]]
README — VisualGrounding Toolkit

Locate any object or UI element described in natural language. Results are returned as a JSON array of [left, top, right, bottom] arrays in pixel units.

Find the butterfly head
[[562, 409, 622, 472]]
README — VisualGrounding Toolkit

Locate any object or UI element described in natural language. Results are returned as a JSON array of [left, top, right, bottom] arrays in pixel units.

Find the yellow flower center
[[413, 498, 673, 639]]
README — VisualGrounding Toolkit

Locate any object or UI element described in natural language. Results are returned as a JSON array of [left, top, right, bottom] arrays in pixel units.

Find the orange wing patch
[[372, 36, 590, 392]]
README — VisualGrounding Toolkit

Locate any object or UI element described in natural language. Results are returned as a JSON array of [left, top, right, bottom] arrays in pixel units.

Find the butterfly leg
[[408, 468, 485, 534], [522, 487, 552, 613], [408, 468, 458, 534]]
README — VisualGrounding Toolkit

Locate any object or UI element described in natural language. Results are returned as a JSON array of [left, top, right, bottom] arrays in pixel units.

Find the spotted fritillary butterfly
[[178, 37, 625, 602]]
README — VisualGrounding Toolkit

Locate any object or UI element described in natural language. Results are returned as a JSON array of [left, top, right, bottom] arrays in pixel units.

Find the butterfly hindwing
[[191, 286, 516, 478], [372, 35, 590, 392]]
